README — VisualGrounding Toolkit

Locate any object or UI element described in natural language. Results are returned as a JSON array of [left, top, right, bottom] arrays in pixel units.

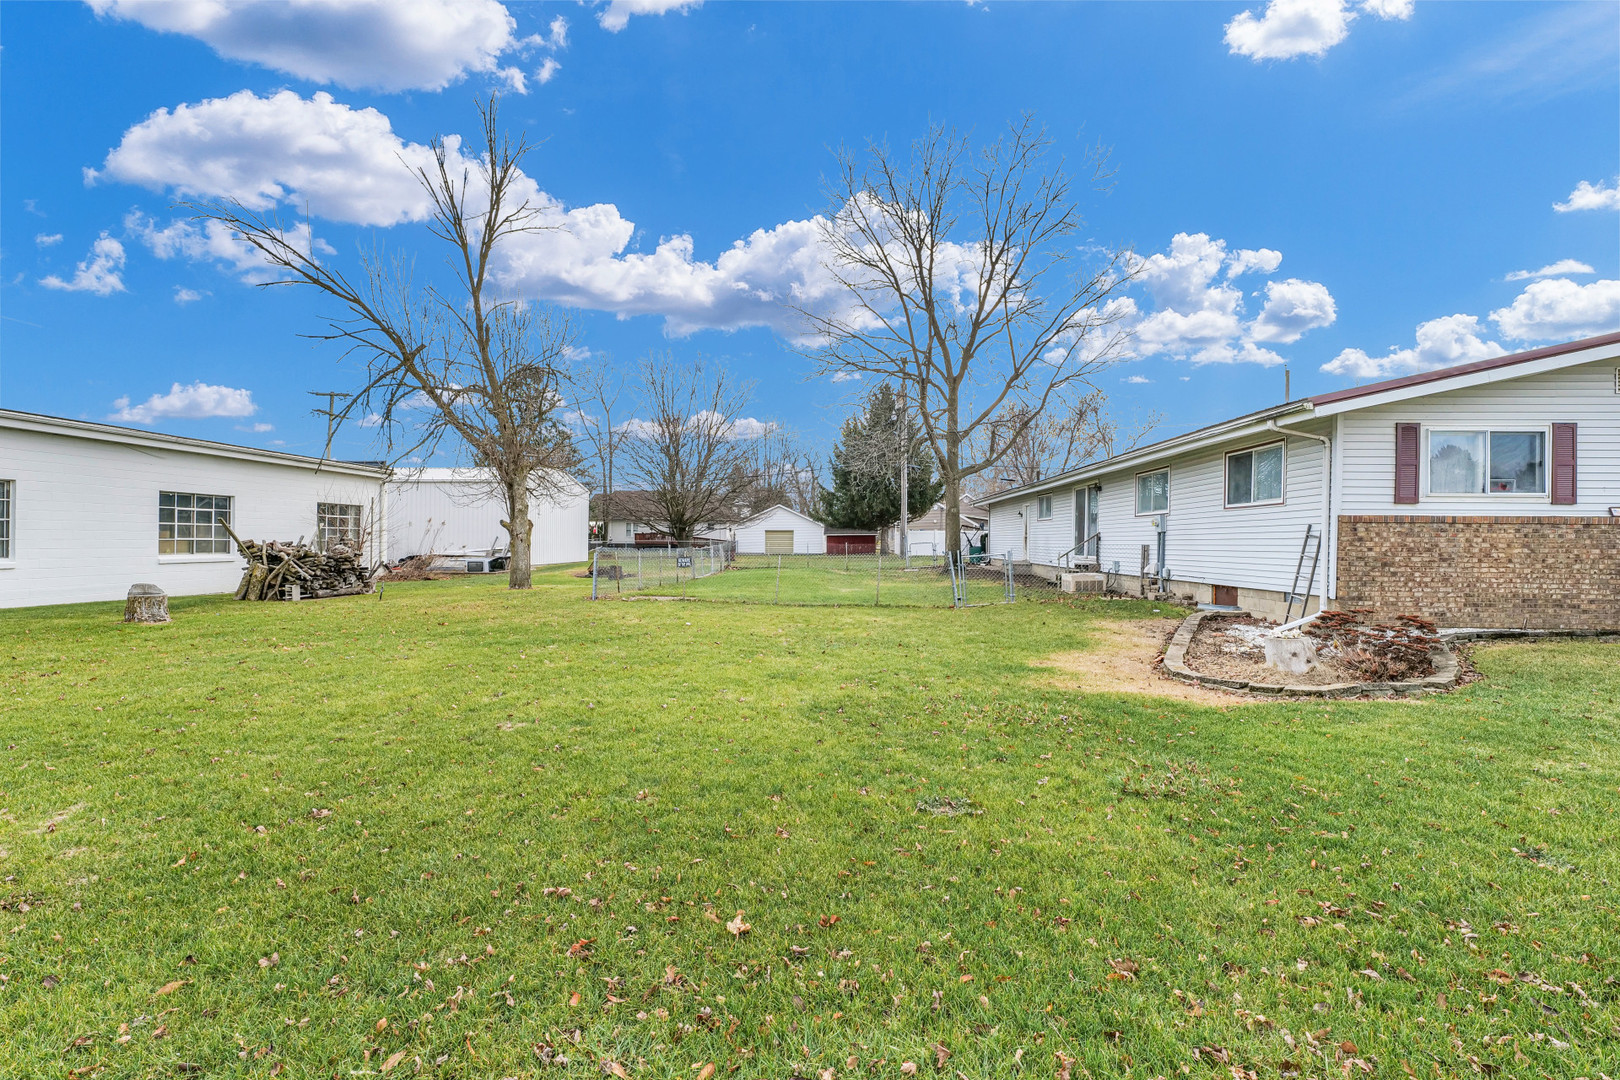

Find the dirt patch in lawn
[[1033, 618, 1250, 705]]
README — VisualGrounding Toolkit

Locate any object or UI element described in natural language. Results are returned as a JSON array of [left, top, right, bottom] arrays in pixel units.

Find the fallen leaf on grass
[[155, 980, 189, 996], [900, 1063, 918, 1076], [259, 953, 279, 968], [602, 1061, 630, 1079], [568, 992, 581, 1007], [696, 1064, 714, 1080], [380, 1050, 407, 1072], [726, 911, 751, 937], [933, 1043, 951, 1068], [1108, 958, 1139, 979]]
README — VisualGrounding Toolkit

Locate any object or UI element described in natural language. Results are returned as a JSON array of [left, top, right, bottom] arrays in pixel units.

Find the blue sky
[[3, 0, 1617, 464]]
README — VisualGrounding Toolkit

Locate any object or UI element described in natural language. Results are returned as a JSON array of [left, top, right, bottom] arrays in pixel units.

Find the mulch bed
[[1185, 614, 1369, 686]]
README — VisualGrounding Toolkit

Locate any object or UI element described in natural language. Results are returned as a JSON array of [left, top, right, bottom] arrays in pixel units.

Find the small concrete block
[[1264, 634, 1319, 675]]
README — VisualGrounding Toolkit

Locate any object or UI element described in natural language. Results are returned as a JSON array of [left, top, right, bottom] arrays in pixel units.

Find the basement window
[[0, 479, 12, 560], [1225, 442, 1285, 507], [159, 491, 233, 554], [317, 502, 364, 550], [1429, 429, 1546, 495]]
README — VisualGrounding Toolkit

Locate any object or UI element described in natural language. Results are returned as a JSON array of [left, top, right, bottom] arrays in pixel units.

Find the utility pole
[[308, 390, 352, 460], [897, 382, 909, 567]]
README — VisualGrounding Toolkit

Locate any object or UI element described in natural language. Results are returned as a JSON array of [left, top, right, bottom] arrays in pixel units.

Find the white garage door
[[764, 529, 794, 555]]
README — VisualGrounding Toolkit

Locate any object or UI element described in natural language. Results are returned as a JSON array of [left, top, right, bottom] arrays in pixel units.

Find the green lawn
[[2, 569, 1616, 1078]]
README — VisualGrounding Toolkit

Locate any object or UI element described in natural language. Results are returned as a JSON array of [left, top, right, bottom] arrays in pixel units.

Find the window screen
[[1226, 444, 1284, 506], [1135, 470, 1169, 514], [1430, 430, 1545, 495]]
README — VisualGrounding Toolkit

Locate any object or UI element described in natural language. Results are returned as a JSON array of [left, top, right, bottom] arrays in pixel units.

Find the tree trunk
[[944, 435, 962, 562], [505, 482, 534, 589]]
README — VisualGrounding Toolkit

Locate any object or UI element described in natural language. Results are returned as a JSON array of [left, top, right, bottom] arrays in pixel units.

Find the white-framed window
[[317, 502, 364, 550], [1036, 494, 1053, 519], [1135, 468, 1169, 515], [1428, 428, 1546, 496], [0, 479, 13, 560], [1225, 441, 1285, 507], [159, 491, 233, 554]]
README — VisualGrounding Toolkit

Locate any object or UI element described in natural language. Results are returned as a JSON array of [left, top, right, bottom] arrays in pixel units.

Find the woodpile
[[224, 523, 374, 601]]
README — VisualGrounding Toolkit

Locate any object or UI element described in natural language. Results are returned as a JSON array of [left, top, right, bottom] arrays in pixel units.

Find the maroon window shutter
[[1551, 422, 1577, 505], [1394, 423, 1420, 504]]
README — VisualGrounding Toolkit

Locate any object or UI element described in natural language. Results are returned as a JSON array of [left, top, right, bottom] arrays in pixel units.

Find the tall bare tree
[[803, 116, 1138, 555], [623, 355, 760, 542], [569, 361, 630, 543], [987, 389, 1162, 490], [193, 99, 575, 589]]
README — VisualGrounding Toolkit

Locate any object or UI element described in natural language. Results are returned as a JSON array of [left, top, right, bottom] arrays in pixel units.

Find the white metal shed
[[385, 468, 589, 567]]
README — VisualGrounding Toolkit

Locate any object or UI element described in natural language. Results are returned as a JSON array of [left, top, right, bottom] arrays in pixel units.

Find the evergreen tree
[[818, 383, 943, 533]]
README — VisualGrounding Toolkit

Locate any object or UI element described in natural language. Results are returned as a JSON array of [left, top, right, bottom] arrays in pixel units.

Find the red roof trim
[[1309, 331, 1620, 407]]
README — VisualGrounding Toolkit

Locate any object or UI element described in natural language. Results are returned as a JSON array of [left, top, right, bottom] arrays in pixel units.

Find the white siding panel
[[0, 426, 386, 609], [990, 430, 1329, 598], [1337, 358, 1620, 516]]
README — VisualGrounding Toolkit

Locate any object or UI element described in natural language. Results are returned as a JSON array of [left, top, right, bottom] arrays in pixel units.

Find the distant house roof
[[737, 503, 824, 530], [0, 408, 390, 479], [907, 500, 988, 531]]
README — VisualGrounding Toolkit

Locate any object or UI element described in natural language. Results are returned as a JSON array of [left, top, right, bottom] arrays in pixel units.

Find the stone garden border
[[1161, 610, 1461, 699]]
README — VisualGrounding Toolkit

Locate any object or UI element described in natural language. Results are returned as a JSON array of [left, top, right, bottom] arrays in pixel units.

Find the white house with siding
[[0, 409, 389, 609], [386, 467, 588, 567], [734, 504, 827, 555], [982, 332, 1620, 627]]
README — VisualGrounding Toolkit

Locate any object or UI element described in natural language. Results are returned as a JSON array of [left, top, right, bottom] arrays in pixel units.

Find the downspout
[[1267, 417, 1332, 622]]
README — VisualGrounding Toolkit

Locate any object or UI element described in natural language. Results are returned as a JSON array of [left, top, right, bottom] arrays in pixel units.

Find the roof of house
[[906, 500, 989, 530], [1308, 330, 1620, 408], [984, 331, 1620, 507], [0, 408, 391, 479]]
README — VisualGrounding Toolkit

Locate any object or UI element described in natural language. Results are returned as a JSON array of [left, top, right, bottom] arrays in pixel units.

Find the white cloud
[[126, 210, 332, 283], [1554, 177, 1620, 213], [1504, 259, 1594, 282], [1360, 0, 1413, 18], [830, 371, 862, 383], [95, 91, 441, 227], [1114, 232, 1335, 365], [536, 57, 561, 84], [237, 422, 275, 433], [1122, 374, 1152, 384], [35, 232, 63, 247], [1225, 247, 1282, 277], [1322, 313, 1503, 378], [1225, 0, 1410, 61], [173, 286, 205, 304], [111, 381, 258, 423], [1249, 278, 1338, 344], [1489, 277, 1620, 342], [40, 232, 127, 295], [88, 0, 521, 93], [598, 0, 702, 33], [357, 412, 385, 428]]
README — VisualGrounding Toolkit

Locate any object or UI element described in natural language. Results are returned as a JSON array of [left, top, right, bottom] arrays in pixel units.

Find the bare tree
[[569, 361, 630, 543], [193, 99, 575, 589], [987, 389, 1162, 489], [622, 355, 760, 542], [802, 116, 1137, 555]]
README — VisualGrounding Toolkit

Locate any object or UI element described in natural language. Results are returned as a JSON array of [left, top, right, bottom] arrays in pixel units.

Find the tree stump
[[123, 583, 170, 624]]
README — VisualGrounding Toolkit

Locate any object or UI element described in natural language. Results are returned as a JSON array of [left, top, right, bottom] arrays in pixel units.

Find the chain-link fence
[[588, 545, 1085, 607]]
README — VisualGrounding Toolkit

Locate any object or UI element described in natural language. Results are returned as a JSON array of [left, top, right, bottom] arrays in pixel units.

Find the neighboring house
[[982, 332, 1620, 629], [589, 489, 735, 546], [735, 504, 828, 555], [386, 468, 588, 568], [886, 500, 990, 556], [0, 409, 389, 609]]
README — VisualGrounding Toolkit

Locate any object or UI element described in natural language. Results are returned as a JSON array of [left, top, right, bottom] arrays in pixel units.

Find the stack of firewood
[[225, 524, 374, 601]]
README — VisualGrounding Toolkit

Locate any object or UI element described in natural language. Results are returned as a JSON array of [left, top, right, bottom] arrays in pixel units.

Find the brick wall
[[1336, 516, 1620, 630]]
